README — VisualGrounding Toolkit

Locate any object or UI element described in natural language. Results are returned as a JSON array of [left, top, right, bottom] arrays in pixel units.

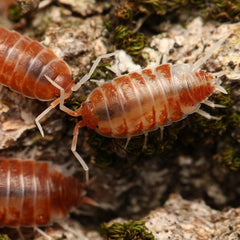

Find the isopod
[[0, 26, 89, 180], [69, 32, 231, 159], [0, 159, 93, 239]]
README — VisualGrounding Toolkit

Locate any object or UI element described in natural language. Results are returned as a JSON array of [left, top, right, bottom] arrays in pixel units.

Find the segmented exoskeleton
[[0, 159, 93, 239]]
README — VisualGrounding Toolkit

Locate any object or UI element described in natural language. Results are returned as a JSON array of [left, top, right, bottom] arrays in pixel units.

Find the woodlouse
[[0, 26, 89, 180], [0, 159, 93, 239], [70, 33, 230, 157]]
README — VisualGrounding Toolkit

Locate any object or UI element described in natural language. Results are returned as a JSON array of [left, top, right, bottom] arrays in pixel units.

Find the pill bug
[[0, 159, 93, 239]]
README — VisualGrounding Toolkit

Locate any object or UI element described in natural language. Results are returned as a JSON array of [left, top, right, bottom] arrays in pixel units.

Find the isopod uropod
[[0, 26, 231, 183], [0, 159, 93, 239]]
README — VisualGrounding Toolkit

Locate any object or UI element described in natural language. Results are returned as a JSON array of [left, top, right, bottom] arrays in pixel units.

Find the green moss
[[65, 93, 87, 111], [8, 4, 22, 22], [132, 0, 240, 21], [209, 0, 240, 21], [101, 221, 154, 240], [136, 0, 188, 15], [113, 25, 147, 55], [221, 147, 240, 171], [0, 235, 11, 240]]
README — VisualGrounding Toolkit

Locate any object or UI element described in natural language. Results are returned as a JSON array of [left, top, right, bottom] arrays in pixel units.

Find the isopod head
[[80, 102, 98, 130]]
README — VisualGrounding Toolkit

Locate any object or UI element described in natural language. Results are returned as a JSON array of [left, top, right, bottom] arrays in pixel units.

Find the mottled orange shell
[[81, 64, 215, 137], [0, 159, 87, 226]]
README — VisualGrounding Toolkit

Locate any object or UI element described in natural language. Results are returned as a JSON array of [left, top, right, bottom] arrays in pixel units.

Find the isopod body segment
[[0, 159, 92, 227]]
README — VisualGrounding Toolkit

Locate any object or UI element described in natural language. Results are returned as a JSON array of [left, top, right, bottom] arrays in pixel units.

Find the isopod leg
[[16, 227, 24, 240], [71, 121, 89, 183], [160, 126, 164, 140], [215, 85, 228, 94], [142, 132, 148, 150], [191, 32, 232, 72], [196, 109, 220, 120], [35, 74, 80, 136], [45, 75, 82, 117], [72, 51, 120, 92], [35, 105, 54, 137], [203, 99, 226, 108], [34, 227, 52, 240], [161, 54, 168, 64], [212, 71, 226, 77], [35, 96, 63, 136], [124, 136, 131, 150]]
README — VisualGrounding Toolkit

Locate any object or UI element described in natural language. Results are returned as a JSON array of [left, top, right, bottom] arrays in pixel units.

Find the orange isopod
[[0, 26, 89, 180], [0, 159, 93, 238], [71, 33, 231, 151]]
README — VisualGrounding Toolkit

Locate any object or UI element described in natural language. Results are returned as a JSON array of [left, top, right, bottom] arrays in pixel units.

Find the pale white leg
[[124, 136, 131, 150], [45, 75, 75, 115], [39, 0, 53, 9], [142, 132, 148, 150], [203, 99, 226, 108], [35, 104, 54, 137], [90, 79, 105, 86], [71, 121, 89, 183], [161, 54, 168, 64], [196, 109, 220, 120], [34, 227, 52, 240], [215, 85, 228, 94], [191, 31, 232, 72], [160, 126, 164, 140], [212, 71, 226, 77], [35, 75, 80, 137], [106, 65, 121, 77], [16, 227, 24, 240], [132, 15, 149, 33], [72, 51, 120, 91]]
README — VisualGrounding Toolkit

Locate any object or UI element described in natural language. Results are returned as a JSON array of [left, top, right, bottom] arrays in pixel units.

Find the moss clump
[[136, 0, 188, 15], [0, 235, 11, 240], [133, 0, 240, 21], [101, 221, 154, 240], [8, 4, 22, 22], [113, 25, 147, 55], [208, 0, 240, 21], [221, 147, 240, 171], [65, 93, 87, 111]]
